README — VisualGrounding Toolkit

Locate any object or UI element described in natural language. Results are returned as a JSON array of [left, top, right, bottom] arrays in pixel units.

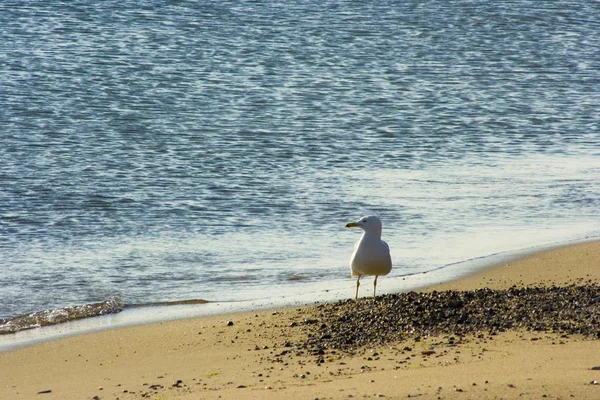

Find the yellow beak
[[345, 222, 359, 228]]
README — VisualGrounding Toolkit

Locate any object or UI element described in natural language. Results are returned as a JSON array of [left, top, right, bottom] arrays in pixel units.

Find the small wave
[[0, 297, 125, 335], [0, 297, 210, 335], [129, 299, 209, 307]]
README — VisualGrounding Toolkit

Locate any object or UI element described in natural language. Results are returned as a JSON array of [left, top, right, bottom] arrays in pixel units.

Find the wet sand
[[1, 240, 599, 400]]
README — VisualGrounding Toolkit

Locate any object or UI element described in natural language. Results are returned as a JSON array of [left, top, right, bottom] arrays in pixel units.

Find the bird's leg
[[373, 275, 378, 298], [355, 276, 361, 301]]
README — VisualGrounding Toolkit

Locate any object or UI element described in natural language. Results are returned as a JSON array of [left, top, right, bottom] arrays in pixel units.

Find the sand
[[1, 240, 600, 400]]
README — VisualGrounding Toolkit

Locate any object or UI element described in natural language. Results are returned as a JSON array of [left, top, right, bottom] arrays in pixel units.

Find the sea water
[[1, 0, 599, 336]]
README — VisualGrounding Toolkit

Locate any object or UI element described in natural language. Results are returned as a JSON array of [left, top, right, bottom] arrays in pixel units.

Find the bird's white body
[[345, 216, 392, 300], [349, 233, 392, 278]]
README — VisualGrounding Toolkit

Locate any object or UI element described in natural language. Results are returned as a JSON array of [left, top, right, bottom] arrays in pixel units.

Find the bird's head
[[345, 215, 383, 235]]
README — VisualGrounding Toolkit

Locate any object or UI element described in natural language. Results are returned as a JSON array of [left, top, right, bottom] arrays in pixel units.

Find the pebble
[[296, 285, 600, 353]]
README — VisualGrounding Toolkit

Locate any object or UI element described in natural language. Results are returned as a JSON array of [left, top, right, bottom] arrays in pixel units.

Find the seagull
[[345, 216, 392, 300]]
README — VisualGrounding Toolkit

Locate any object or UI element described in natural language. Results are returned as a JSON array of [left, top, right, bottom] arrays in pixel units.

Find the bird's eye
[[362, 219, 367, 223]]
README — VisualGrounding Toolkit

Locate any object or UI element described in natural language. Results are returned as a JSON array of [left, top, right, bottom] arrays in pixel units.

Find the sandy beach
[[1, 240, 600, 400]]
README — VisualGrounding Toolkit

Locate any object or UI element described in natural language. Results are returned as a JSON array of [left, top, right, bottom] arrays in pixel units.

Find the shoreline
[[1, 235, 599, 353], [1, 239, 599, 399]]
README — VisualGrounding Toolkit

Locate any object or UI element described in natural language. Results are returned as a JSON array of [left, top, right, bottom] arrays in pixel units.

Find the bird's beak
[[345, 222, 359, 228]]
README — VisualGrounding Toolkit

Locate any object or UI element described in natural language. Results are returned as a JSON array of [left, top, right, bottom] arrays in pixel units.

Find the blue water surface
[[1, 0, 599, 320]]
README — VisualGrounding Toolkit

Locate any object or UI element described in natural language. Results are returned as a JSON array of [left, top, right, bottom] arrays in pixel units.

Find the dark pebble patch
[[297, 285, 600, 354]]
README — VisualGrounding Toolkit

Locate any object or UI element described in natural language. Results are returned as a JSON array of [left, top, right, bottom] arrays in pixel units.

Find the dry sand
[[1, 240, 600, 400]]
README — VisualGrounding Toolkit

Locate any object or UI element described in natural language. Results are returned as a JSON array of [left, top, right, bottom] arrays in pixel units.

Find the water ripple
[[1, 0, 599, 321]]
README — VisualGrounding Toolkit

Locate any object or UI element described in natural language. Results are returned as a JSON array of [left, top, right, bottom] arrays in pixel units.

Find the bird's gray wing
[[382, 240, 390, 253]]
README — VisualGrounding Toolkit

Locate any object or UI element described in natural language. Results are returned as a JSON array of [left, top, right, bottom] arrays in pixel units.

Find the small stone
[[226, 321, 234, 326], [293, 286, 600, 360], [237, 385, 247, 388]]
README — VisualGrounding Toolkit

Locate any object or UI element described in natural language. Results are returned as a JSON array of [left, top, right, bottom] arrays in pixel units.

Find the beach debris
[[37, 390, 52, 394], [172, 380, 183, 387], [226, 320, 234, 326], [591, 366, 600, 371]]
